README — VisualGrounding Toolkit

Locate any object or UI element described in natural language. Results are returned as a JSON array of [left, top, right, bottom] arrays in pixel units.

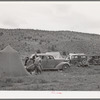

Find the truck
[[66, 53, 89, 67]]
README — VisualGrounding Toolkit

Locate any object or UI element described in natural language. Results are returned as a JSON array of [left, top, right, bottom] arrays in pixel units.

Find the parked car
[[28, 53, 70, 71], [88, 55, 100, 65], [66, 53, 89, 67]]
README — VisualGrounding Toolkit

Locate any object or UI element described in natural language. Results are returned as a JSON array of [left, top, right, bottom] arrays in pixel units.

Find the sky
[[0, 2, 100, 34]]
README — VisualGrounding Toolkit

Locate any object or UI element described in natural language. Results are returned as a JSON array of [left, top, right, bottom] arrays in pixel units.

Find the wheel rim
[[62, 65, 68, 71]]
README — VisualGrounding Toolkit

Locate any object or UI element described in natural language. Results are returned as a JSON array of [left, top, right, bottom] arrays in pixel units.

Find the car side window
[[41, 56, 44, 59], [75, 56, 78, 58], [81, 56, 86, 58], [41, 56, 47, 60], [48, 56, 54, 59]]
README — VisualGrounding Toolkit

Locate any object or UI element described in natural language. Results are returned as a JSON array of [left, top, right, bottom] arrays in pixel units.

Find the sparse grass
[[1, 66, 100, 90], [0, 77, 13, 88]]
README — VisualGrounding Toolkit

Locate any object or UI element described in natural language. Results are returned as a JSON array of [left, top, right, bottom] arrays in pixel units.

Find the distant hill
[[0, 28, 100, 57]]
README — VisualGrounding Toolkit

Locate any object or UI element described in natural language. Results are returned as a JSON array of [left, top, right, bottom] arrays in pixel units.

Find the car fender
[[55, 62, 70, 69]]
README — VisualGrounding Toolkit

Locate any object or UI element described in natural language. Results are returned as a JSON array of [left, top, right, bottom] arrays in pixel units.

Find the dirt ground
[[1, 65, 100, 91]]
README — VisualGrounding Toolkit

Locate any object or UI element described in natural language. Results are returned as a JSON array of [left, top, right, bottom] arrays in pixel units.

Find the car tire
[[62, 64, 69, 71]]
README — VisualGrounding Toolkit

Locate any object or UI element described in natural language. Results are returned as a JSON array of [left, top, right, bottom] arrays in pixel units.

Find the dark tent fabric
[[0, 45, 29, 77]]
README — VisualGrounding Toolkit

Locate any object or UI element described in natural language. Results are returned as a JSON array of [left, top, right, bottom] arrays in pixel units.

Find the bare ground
[[1, 65, 100, 91]]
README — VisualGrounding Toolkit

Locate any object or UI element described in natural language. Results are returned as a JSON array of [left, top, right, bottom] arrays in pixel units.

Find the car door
[[47, 55, 57, 69], [40, 55, 48, 69]]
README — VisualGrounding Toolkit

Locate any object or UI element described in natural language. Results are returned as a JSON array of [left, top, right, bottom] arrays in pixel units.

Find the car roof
[[37, 53, 53, 56], [69, 53, 86, 56]]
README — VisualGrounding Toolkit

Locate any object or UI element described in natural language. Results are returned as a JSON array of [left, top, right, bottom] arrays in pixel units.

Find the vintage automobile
[[27, 53, 70, 71], [88, 55, 100, 65], [66, 53, 89, 67]]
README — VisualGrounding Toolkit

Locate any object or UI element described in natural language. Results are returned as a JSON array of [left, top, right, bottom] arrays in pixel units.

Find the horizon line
[[0, 27, 99, 35]]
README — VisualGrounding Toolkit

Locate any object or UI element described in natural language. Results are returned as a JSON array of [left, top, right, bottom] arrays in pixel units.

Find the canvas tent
[[0, 45, 29, 77]]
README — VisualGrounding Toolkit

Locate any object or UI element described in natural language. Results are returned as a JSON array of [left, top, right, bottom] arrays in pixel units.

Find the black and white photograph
[[1, 1, 100, 97]]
